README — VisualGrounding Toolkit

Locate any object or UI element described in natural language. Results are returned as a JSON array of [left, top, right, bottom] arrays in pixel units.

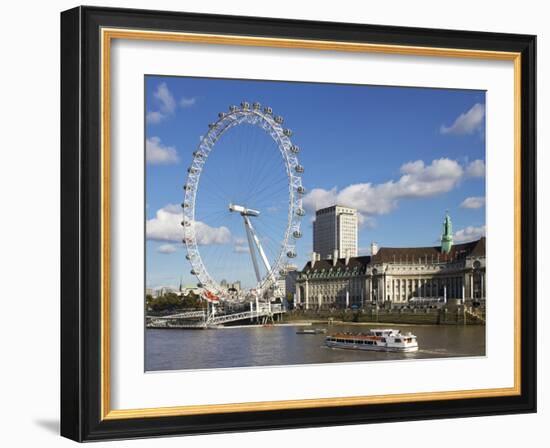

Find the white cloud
[[465, 159, 485, 178], [146, 82, 176, 124], [440, 103, 485, 135], [146, 204, 231, 245], [233, 237, 250, 254], [180, 97, 197, 108], [233, 245, 250, 254], [302, 187, 338, 212], [303, 158, 464, 217], [357, 212, 376, 229], [157, 243, 178, 254], [146, 137, 179, 165], [454, 225, 486, 243], [154, 82, 176, 114], [146, 111, 164, 124], [460, 196, 485, 209], [194, 221, 232, 245]]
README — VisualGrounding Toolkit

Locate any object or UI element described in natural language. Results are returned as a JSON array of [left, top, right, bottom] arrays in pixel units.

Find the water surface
[[145, 323, 485, 371]]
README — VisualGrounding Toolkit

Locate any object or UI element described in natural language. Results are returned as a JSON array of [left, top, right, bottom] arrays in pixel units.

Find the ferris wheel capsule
[[296, 185, 306, 194], [187, 167, 198, 174], [274, 115, 284, 124], [185, 254, 191, 260], [286, 250, 297, 258], [295, 164, 304, 173], [264, 106, 273, 114], [192, 151, 203, 158], [290, 145, 300, 153], [218, 112, 226, 118], [229, 105, 238, 112], [190, 269, 198, 275], [183, 184, 193, 191], [283, 129, 293, 137], [240, 101, 250, 110], [253, 102, 261, 110], [293, 230, 302, 238], [296, 208, 305, 216]]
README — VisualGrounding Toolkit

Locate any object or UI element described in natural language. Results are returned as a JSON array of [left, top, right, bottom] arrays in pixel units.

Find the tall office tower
[[313, 205, 358, 260]]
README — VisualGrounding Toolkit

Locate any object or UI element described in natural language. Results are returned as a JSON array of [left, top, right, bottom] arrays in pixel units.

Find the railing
[[153, 310, 206, 319], [208, 308, 284, 326], [147, 306, 285, 328]]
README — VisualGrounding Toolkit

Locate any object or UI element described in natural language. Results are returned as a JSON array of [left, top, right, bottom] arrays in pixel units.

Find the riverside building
[[296, 212, 486, 309], [313, 205, 358, 260]]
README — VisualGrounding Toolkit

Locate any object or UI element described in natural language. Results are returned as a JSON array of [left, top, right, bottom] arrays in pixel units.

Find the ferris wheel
[[181, 101, 305, 302]]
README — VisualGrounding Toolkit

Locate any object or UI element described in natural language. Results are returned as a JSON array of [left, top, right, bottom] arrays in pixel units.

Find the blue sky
[[145, 75, 486, 289]]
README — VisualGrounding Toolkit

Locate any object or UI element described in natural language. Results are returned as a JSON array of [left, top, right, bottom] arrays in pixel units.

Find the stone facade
[[295, 237, 486, 310]]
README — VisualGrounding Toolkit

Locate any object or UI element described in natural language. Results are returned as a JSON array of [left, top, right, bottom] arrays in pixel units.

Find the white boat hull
[[325, 341, 419, 352]]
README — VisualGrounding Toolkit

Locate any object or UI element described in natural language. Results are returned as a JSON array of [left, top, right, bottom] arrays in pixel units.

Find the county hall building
[[295, 210, 486, 309]]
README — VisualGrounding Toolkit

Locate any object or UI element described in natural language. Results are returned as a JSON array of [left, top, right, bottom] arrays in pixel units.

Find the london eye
[[181, 102, 305, 303]]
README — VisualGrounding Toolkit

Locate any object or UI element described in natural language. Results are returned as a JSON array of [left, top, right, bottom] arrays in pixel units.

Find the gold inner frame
[[100, 27, 522, 420]]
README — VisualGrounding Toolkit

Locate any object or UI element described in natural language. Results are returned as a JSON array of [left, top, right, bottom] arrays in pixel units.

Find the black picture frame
[[61, 5, 536, 442]]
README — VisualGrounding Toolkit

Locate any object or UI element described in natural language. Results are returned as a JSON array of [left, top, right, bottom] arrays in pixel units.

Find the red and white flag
[[202, 290, 220, 302]]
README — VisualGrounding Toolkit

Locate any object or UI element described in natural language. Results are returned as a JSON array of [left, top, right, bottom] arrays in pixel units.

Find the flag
[[203, 290, 219, 302]]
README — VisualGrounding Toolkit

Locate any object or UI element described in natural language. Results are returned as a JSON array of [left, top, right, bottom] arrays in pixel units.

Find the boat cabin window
[[395, 338, 402, 343]]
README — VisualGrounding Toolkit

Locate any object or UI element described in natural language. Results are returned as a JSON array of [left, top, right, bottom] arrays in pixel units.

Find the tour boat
[[325, 329, 419, 352]]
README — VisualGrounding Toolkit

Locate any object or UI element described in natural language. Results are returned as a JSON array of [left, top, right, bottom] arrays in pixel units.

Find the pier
[[147, 303, 285, 329]]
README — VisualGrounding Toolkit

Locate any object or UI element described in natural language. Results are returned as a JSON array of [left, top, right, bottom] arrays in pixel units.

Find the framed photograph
[[60, 6, 536, 441]]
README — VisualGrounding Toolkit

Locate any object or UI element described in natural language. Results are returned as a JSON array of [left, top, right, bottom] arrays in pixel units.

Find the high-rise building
[[313, 205, 358, 260]]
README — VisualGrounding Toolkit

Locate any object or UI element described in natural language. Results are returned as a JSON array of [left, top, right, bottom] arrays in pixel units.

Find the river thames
[[145, 323, 485, 371]]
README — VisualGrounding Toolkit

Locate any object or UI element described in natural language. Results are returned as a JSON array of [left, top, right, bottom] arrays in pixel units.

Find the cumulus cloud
[[146, 204, 231, 245], [460, 196, 485, 209], [146, 83, 177, 124], [157, 243, 178, 254], [303, 158, 464, 217], [454, 225, 486, 243], [440, 103, 485, 135], [465, 159, 485, 178], [302, 187, 338, 212], [146, 137, 179, 165], [193, 222, 232, 245]]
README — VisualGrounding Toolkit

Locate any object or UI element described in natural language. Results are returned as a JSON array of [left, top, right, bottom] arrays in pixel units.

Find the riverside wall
[[282, 307, 485, 325]]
